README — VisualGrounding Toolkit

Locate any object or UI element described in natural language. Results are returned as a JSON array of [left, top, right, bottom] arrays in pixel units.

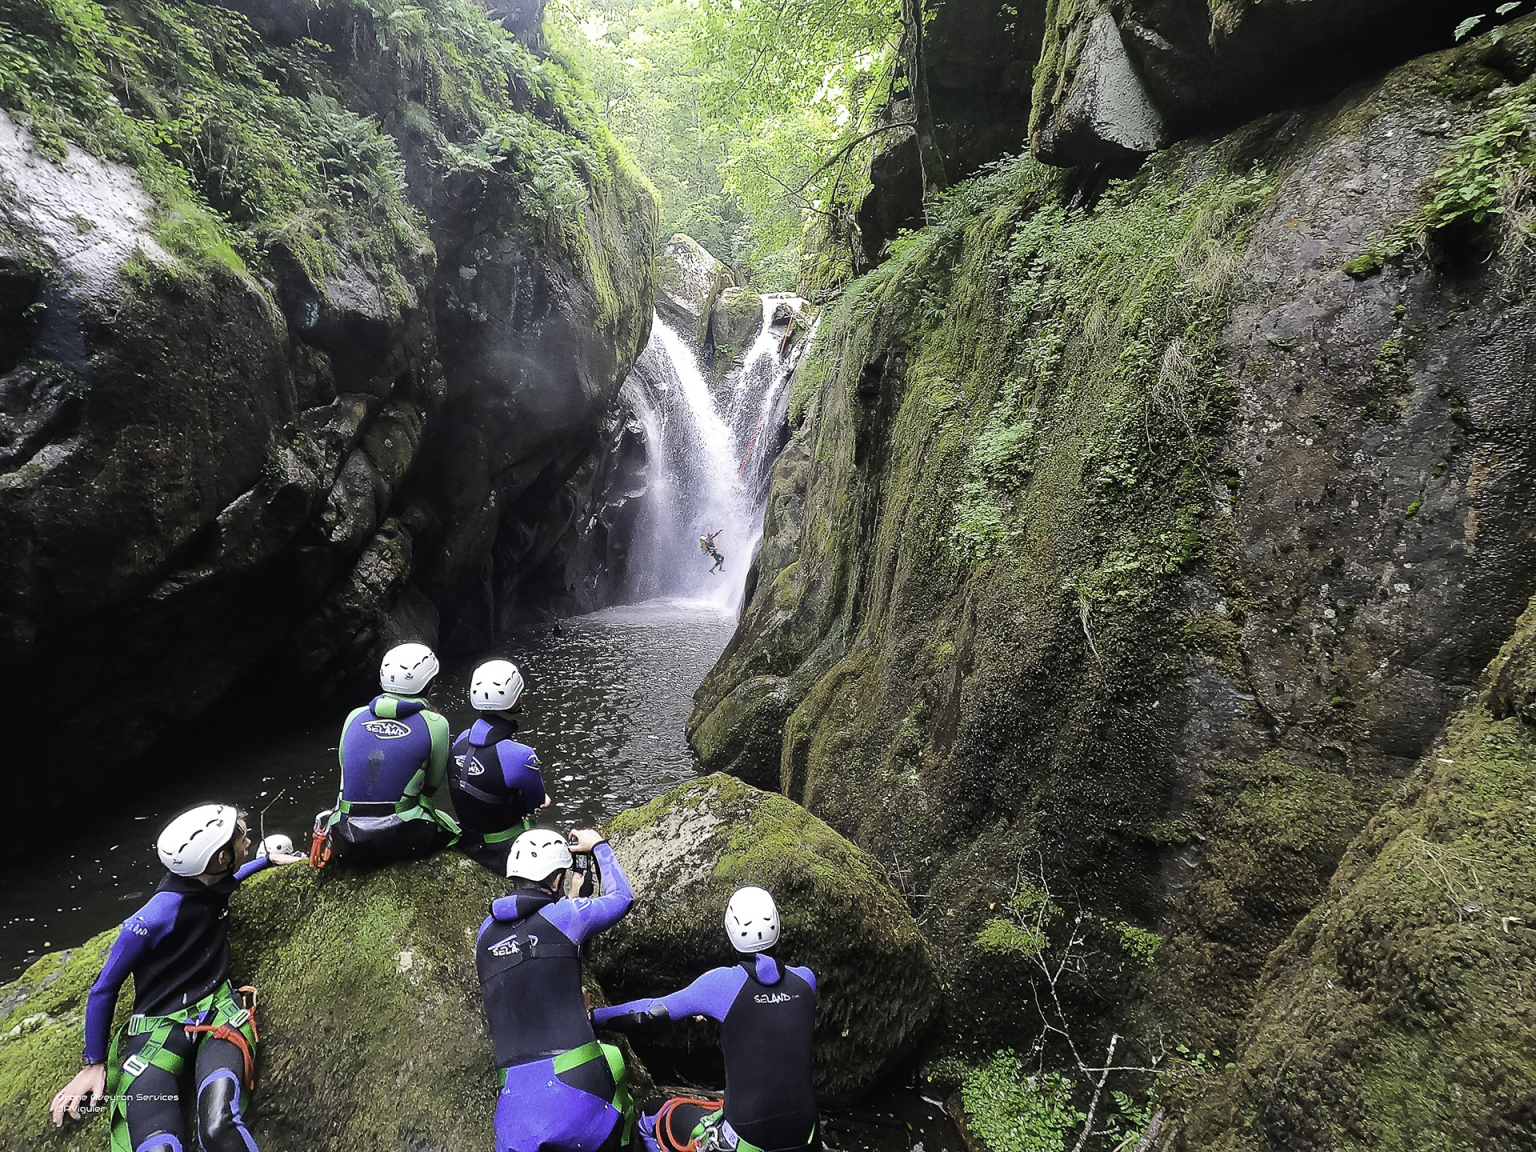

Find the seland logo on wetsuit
[[363, 718, 413, 739]]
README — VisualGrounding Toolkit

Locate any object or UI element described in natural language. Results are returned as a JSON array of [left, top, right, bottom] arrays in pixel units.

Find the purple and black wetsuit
[[328, 693, 456, 865], [449, 717, 547, 871], [594, 956, 820, 1152], [477, 841, 634, 1152], [84, 855, 273, 1152]]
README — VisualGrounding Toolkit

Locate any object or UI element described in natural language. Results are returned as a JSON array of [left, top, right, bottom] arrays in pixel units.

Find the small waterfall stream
[[620, 295, 807, 607]]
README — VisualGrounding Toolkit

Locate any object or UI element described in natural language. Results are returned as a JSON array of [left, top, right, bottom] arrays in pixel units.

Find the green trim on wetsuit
[[329, 697, 460, 836], [422, 710, 450, 789]]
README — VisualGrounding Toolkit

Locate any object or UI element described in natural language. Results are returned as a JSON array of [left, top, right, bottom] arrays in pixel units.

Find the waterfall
[[619, 297, 806, 608]]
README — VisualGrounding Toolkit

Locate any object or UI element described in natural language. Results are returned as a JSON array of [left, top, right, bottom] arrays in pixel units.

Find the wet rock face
[[878, 0, 1486, 186], [590, 774, 941, 1105], [709, 286, 764, 379], [1031, 8, 1167, 166], [1170, 597, 1536, 1152], [0, 2, 655, 846], [1032, 0, 1488, 166], [691, 24, 1536, 1087], [916, 0, 1045, 184]]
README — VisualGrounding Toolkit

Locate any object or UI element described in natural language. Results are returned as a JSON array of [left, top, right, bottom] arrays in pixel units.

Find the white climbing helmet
[[157, 804, 243, 877], [508, 828, 573, 882], [725, 886, 780, 953], [471, 659, 525, 712], [259, 833, 294, 857], [380, 643, 439, 695]]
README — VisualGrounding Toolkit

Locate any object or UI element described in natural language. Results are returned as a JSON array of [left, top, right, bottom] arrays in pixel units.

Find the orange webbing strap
[[656, 1097, 724, 1152], [184, 986, 260, 1090]]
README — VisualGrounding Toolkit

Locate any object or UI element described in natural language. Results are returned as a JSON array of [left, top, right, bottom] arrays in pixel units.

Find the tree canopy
[[550, 0, 901, 286]]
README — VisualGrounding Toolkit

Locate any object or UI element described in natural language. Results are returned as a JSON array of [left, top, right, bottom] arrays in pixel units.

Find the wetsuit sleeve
[[791, 965, 818, 994], [542, 842, 632, 944], [233, 855, 271, 882], [594, 966, 746, 1029], [82, 892, 181, 1062], [502, 748, 546, 804], [422, 710, 451, 791]]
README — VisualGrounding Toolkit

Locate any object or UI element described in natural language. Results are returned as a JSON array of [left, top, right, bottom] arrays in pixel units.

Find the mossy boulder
[[590, 774, 941, 1106], [656, 234, 732, 348], [0, 855, 652, 1151], [687, 674, 793, 789], [709, 286, 765, 372]]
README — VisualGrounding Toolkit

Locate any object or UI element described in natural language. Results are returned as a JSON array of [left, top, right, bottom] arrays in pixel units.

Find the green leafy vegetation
[[0, 0, 415, 280], [1346, 84, 1536, 276], [1454, 1, 1528, 43], [962, 1055, 1084, 1152], [551, 0, 899, 280], [0, 0, 642, 293]]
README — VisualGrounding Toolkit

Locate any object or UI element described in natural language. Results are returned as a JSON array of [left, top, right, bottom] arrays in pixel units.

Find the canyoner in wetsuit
[[594, 887, 819, 1152], [320, 642, 459, 866], [479, 827, 635, 1152], [49, 804, 306, 1150], [700, 530, 725, 574], [451, 659, 552, 872]]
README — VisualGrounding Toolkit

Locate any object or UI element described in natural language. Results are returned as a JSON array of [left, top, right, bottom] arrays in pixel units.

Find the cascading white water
[[620, 298, 806, 608]]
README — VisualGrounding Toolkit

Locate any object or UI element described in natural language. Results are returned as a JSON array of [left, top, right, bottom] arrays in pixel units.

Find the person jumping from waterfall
[[479, 827, 636, 1152], [700, 528, 725, 573], [594, 887, 820, 1152], [49, 805, 306, 1151], [449, 659, 553, 873], [314, 642, 460, 867]]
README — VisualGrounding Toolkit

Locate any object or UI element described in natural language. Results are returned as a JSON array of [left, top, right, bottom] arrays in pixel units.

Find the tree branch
[[1071, 1034, 1119, 1152], [789, 119, 917, 197]]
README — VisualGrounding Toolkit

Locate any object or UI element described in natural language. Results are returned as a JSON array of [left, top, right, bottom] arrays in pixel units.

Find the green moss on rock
[[709, 286, 765, 374], [688, 675, 793, 790], [594, 774, 941, 1105], [1169, 597, 1536, 1151]]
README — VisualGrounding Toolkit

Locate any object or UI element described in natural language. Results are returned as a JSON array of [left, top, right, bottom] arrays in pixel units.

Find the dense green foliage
[[552, 0, 899, 281], [551, 0, 747, 264], [0, 0, 641, 288]]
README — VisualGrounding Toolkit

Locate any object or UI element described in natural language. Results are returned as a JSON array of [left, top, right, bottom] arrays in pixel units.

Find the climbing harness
[[323, 693, 463, 861], [500, 1041, 635, 1145], [184, 986, 261, 1089], [105, 982, 258, 1152], [451, 742, 535, 844]]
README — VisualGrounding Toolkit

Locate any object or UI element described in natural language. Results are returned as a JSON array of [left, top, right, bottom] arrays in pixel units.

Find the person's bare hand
[[540, 792, 553, 812], [51, 1063, 106, 1126], [568, 828, 604, 854], [270, 851, 306, 865]]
